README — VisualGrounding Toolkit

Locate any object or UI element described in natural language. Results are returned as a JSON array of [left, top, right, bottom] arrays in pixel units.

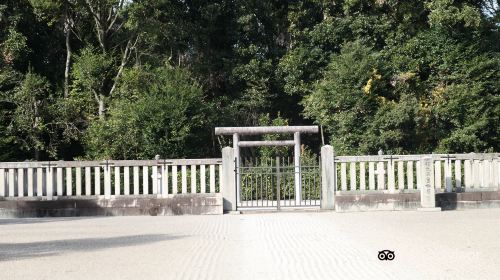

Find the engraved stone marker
[[418, 156, 441, 211]]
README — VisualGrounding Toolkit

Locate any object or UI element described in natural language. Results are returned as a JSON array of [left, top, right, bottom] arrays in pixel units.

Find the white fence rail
[[2, 153, 499, 200], [334, 153, 500, 193], [0, 159, 222, 199]]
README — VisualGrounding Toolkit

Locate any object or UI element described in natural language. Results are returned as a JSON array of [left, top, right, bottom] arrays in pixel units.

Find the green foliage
[[431, 52, 500, 152], [303, 41, 384, 154], [257, 113, 290, 158], [84, 66, 208, 159], [299, 1, 499, 155], [71, 47, 114, 98], [0, 0, 498, 161], [0, 66, 23, 160], [6, 71, 57, 158], [2, 28, 30, 64], [426, 0, 482, 28], [231, 58, 275, 125], [28, 0, 63, 24]]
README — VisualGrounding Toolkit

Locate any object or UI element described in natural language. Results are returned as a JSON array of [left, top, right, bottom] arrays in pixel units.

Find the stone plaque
[[418, 157, 441, 211]]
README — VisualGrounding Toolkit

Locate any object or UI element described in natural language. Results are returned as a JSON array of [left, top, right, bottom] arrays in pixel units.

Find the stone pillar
[[222, 147, 237, 212], [233, 133, 240, 204], [418, 156, 441, 211], [294, 132, 302, 205], [321, 145, 335, 210], [104, 166, 111, 199]]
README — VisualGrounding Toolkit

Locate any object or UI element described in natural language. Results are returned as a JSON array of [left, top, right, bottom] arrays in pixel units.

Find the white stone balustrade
[[0, 159, 222, 200], [332, 153, 500, 193]]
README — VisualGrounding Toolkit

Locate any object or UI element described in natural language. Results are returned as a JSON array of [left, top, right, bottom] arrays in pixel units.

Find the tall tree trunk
[[109, 38, 135, 97], [84, 0, 128, 118], [98, 94, 105, 119], [64, 15, 72, 98], [93, 90, 105, 119], [34, 101, 41, 161]]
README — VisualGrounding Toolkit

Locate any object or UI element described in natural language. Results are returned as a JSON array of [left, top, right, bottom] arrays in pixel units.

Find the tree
[[303, 41, 386, 154], [29, 0, 82, 98], [0, 0, 498, 161], [65, 0, 139, 118], [228, 0, 290, 126], [6, 71, 56, 159], [84, 66, 209, 159], [257, 113, 291, 158]]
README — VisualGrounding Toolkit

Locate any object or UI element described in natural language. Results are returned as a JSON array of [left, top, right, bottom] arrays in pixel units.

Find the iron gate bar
[[236, 156, 321, 210], [306, 169, 309, 205], [267, 173, 269, 207], [276, 156, 280, 211]]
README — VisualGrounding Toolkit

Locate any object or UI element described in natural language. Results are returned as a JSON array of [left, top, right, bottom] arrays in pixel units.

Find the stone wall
[[333, 191, 500, 212], [334, 192, 421, 212], [0, 193, 222, 218], [436, 191, 500, 210]]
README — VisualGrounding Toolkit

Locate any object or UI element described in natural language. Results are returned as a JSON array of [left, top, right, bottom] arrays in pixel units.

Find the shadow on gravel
[[0, 217, 98, 226], [0, 234, 182, 261]]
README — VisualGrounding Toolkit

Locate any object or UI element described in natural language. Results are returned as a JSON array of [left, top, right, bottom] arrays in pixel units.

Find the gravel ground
[[1, 209, 499, 280]]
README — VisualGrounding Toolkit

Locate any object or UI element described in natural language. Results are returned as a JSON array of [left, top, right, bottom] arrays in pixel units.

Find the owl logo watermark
[[378, 250, 395, 261]]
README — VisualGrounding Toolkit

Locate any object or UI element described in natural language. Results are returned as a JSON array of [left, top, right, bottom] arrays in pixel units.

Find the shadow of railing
[[0, 217, 100, 226], [0, 234, 182, 261]]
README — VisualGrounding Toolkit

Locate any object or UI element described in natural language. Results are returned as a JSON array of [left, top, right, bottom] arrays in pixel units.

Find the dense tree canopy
[[0, 0, 498, 159]]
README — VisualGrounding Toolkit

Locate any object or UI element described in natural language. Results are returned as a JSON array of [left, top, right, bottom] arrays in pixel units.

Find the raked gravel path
[[1, 209, 500, 280]]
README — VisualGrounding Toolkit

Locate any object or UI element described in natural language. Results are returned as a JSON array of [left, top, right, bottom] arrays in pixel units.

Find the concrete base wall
[[436, 191, 500, 210], [335, 192, 421, 212], [335, 191, 500, 212], [0, 193, 223, 218]]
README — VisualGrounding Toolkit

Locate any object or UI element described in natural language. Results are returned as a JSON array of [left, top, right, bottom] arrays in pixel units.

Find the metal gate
[[236, 157, 321, 210]]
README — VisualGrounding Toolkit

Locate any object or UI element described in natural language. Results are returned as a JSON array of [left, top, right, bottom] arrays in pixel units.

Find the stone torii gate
[[215, 126, 319, 205]]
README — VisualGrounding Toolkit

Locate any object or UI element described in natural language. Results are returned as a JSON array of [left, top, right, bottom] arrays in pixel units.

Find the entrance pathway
[[1, 209, 499, 279]]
